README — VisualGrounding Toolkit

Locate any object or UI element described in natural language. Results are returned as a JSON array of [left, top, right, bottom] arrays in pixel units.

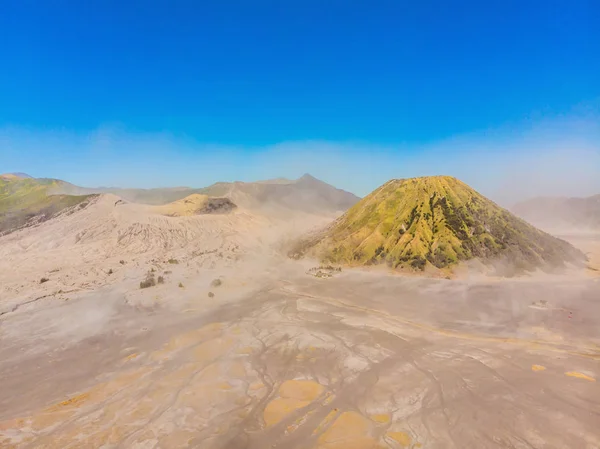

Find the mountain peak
[[292, 176, 585, 274], [297, 173, 319, 182]]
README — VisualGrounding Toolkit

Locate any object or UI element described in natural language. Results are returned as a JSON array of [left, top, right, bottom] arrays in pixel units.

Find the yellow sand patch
[[322, 392, 335, 405], [249, 382, 265, 391], [47, 392, 90, 411], [237, 346, 254, 354], [29, 410, 74, 430], [151, 194, 211, 217], [193, 337, 233, 363], [317, 411, 378, 449], [531, 365, 546, 372], [262, 380, 325, 427], [387, 431, 412, 447], [124, 353, 138, 362], [565, 371, 596, 382], [313, 409, 339, 435], [370, 413, 391, 423], [194, 361, 221, 382], [279, 380, 324, 401], [264, 398, 311, 426]]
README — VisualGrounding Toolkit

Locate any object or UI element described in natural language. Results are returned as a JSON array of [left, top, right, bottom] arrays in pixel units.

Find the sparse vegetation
[[211, 278, 222, 287], [39, 277, 49, 284], [0, 176, 95, 236], [307, 265, 342, 278], [140, 278, 155, 289], [292, 176, 586, 274], [308, 265, 342, 272], [168, 258, 179, 264], [157, 276, 164, 284], [208, 291, 215, 298], [107, 269, 113, 275], [410, 256, 427, 271], [119, 260, 126, 265], [140, 271, 157, 289], [178, 282, 184, 288]]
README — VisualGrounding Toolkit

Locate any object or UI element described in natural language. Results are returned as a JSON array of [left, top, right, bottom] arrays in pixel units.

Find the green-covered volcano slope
[[291, 176, 586, 273], [0, 175, 95, 235]]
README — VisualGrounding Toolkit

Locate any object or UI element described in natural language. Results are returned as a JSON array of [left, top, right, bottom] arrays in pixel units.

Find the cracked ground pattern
[[0, 271, 599, 449]]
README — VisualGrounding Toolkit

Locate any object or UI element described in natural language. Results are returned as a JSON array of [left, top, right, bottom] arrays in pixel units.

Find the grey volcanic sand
[[1, 262, 599, 449]]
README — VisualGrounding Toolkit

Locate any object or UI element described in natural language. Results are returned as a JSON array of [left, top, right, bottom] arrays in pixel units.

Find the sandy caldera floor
[[0, 251, 599, 449]]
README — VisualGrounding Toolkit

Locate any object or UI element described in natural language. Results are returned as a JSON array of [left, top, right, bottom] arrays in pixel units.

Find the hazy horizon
[[1, 2, 599, 206], [2, 107, 599, 206]]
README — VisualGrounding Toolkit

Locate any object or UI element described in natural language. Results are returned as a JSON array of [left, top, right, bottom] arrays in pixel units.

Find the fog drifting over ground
[[2, 110, 599, 206]]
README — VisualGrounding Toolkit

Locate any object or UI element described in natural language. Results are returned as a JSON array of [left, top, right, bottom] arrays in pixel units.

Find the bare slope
[[293, 176, 585, 273], [0, 175, 94, 236], [57, 174, 359, 213], [513, 195, 600, 232], [151, 194, 237, 216]]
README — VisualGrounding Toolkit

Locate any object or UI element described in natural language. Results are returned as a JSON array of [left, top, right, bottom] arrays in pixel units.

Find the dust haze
[[1, 129, 600, 448], [2, 111, 599, 203]]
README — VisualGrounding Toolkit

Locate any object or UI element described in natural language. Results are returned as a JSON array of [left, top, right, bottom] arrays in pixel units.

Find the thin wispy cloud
[[1, 112, 598, 205]]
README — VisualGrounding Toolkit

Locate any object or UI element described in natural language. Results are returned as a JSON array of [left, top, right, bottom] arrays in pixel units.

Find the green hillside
[[0, 176, 94, 235], [292, 176, 585, 273]]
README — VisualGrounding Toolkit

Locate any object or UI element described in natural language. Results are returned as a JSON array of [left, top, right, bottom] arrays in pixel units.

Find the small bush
[[108, 269, 113, 275], [164, 270, 172, 274], [208, 291, 215, 298], [40, 277, 49, 284], [140, 271, 156, 289], [140, 278, 156, 289], [168, 259, 179, 264], [211, 278, 222, 287], [178, 282, 184, 288], [410, 256, 427, 271], [157, 276, 164, 284], [119, 260, 126, 265]]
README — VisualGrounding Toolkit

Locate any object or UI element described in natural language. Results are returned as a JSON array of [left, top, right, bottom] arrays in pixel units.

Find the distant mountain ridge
[[0, 176, 94, 236], [55, 173, 360, 213], [291, 176, 585, 274], [0, 173, 359, 235], [0, 172, 33, 180], [512, 195, 600, 232]]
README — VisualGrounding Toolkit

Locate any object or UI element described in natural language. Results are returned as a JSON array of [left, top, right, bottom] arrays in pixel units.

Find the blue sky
[[1, 1, 599, 202]]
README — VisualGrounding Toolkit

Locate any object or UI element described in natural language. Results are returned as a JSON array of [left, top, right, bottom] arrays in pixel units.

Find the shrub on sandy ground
[[168, 259, 179, 264], [140, 271, 156, 289], [39, 277, 49, 284], [208, 291, 215, 298], [211, 278, 222, 287], [140, 278, 155, 289], [179, 282, 184, 288], [157, 276, 164, 284]]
